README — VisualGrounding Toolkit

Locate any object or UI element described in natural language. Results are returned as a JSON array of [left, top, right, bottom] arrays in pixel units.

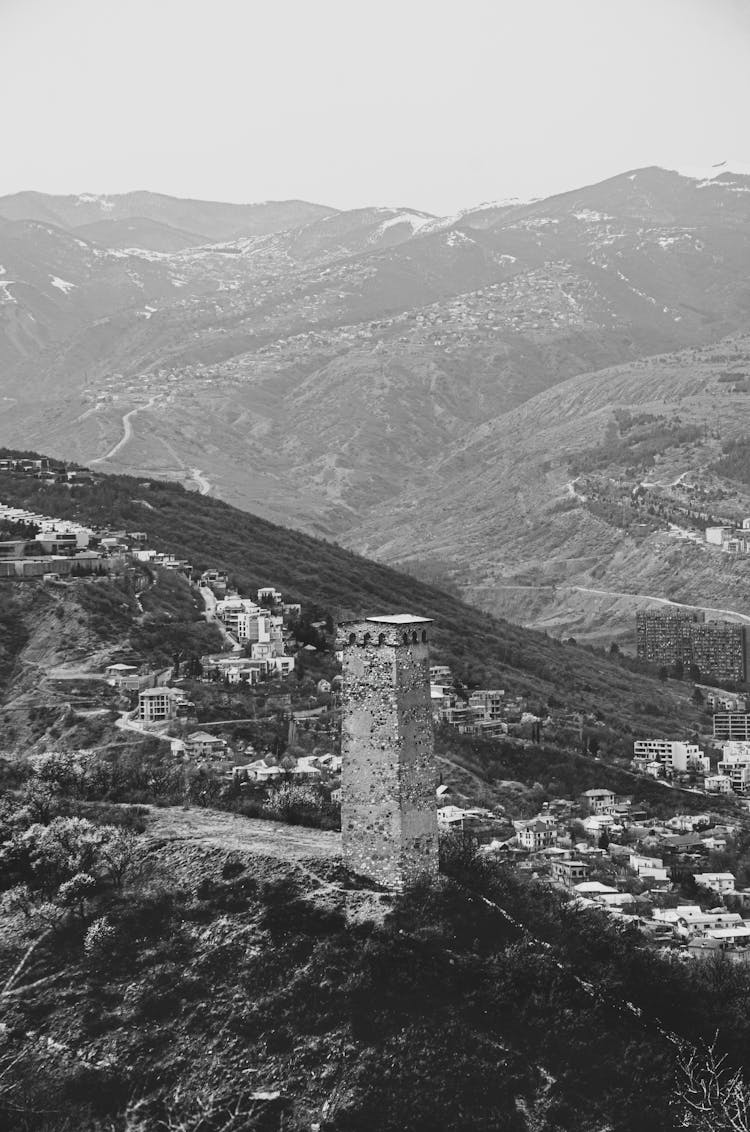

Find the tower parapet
[[338, 614, 438, 890]]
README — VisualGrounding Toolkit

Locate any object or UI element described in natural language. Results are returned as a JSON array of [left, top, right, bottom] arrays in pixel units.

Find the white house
[[697, 872, 736, 895], [705, 775, 733, 794], [138, 686, 190, 723], [517, 820, 557, 852], [233, 760, 284, 784], [180, 731, 227, 760], [582, 814, 618, 837]]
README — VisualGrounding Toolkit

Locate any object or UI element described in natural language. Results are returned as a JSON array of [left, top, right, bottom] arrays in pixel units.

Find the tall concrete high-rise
[[636, 609, 748, 683], [338, 614, 438, 890]]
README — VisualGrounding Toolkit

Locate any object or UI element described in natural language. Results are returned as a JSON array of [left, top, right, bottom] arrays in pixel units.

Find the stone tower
[[338, 614, 439, 890]]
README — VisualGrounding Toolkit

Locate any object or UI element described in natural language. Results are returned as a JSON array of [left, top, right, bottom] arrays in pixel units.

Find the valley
[[349, 335, 750, 647], [2, 167, 750, 643]]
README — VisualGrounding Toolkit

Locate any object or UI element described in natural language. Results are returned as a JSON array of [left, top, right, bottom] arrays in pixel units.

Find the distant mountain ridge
[[0, 190, 336, 244], [2, 167, 750, 642]]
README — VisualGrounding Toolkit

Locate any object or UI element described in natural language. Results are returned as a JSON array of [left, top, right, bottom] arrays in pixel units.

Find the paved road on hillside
[[190, 467, 211, 495], [490, 582, 750, 624], [199, 586, 242, 650]]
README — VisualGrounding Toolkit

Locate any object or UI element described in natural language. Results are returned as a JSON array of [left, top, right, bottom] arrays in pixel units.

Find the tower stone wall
[[338, 615, 439, 890]]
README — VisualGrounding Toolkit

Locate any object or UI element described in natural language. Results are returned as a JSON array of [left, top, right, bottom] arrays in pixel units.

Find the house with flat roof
[[180, 731, 227, 760], [551, 859, 589, 887], [138, 686, 192, 724]]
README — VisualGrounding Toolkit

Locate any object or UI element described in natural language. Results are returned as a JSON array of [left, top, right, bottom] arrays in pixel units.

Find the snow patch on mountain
[[573, 209, 614, 222], [119, 248, 174, 261], [49, 275, 76, 294], [512, 217, 559, 230], [444, 230, 474, 247], [370, 212, 435, 241], [464, 196, 533, 212], [77, 194, 115, 212]]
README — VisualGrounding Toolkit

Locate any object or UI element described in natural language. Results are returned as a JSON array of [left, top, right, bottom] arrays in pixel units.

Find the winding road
[[199, 585, 242, 651], [90, 395, 159, 464], [190, 467, 211, 495], [489, 582, 750, 625]]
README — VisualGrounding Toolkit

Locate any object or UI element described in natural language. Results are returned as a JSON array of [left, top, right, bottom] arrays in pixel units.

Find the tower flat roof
[[365, 614, 434, 625]]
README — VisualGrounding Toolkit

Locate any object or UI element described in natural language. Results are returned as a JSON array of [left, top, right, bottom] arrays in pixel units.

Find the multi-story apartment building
[[430, 665, 452, 683], [517, 820, 557, 851], [468, 689, 506, 721], [664, 743, 709, 776], [257, 586, 283, 609], [245, 612, 284, 655], [439, 703, 485, 732], [633, 739, 699, 763], [636, 609, 704, 668], [138, 686, 191, 723], [551, 859, 589, 887], [704, 520, 750, 555], [215, 597, 261, 640], [714, 714, 750, 742], [636, 610, 749, 683], [717, 743, 750, 794], [691, 621, 748, 684], [581, 788, 616, 814], [705, 690, 748, 713]]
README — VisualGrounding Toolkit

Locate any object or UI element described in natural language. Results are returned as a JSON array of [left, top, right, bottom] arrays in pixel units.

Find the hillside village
[[5, 458, 750, 970], [7, 8, 750, 1126]]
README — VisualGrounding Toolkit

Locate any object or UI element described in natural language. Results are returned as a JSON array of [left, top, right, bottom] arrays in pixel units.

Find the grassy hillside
[[348, 333, 750, 647], [1, 790, 749, 1132], [0, 464, 703, 739]]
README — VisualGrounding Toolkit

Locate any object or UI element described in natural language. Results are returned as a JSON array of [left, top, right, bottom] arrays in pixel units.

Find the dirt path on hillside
[[90, 395, 159, 464]]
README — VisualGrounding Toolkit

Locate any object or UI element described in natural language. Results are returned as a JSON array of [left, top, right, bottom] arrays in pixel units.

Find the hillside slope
[[2, 795, 750, 1132], [0, 464, 706, 738], [347, 333, 750, 646], [0, 812, 715, 1132]]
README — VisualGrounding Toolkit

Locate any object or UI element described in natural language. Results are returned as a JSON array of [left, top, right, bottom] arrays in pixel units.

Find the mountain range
[[2, 165, 750, 644]]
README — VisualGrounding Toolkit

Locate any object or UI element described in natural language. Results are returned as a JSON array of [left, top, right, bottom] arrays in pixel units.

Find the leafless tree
[[673, 1038, 750, 1132]]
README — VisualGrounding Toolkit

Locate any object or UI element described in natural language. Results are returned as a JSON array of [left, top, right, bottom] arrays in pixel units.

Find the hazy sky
[[2, 0, 749, 214]]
